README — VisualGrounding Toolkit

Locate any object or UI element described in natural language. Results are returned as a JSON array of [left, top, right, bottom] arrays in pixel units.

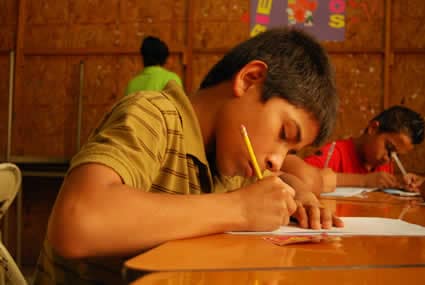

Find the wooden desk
[[131, 268, 425, 285], [321, 191, 423, 205], [125, 200, 425, 274]]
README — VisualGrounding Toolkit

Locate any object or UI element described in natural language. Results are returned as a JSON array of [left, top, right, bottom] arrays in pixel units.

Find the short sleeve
[[70, 95, 167, 190]]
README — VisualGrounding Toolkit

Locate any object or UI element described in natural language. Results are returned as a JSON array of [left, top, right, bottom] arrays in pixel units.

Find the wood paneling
[[331, 54, 384, 140], [391, 54, 425, 173], [393, 0, 425, 48], [0, 56, 10, 160]]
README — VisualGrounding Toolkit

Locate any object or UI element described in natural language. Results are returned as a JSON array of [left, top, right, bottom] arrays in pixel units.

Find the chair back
[[0, 163, 27, 284], [0, 163, 21, 219]]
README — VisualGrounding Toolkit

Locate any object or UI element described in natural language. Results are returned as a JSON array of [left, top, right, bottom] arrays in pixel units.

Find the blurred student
[[304, 106, 425, 192], [125, 36, 182, 95]]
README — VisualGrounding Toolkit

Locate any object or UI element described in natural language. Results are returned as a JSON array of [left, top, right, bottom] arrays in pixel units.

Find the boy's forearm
[[48, 165, 245, 259], [281, 155, 323, 195], [336, 173, 366, 187]]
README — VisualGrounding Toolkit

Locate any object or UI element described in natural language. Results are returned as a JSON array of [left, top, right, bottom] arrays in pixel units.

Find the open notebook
[[320, 187, 421, 198], [229, 217, 425, 236]]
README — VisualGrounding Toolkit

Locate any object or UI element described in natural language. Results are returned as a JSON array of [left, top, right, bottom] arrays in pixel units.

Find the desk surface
[[321, 191, 423, 204], [131, 268, 425, 285], [125, 197, 425, 273]]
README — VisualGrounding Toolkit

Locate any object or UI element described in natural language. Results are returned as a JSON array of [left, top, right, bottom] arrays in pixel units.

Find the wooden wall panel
[[0, 0, 17, 50], [193, 0, 248, 49], [393, 0, 425, 48], [192, 54, 222, 91], [122, 0, 186, 22], [26, 0, 69, 24], [330, 54, 384, 140], [69, 0, 119, 24], [68, 23, 122, 49], [25, 24, 68, 49], [0, 56, 10, 160], [325, 0, 385, 50], [12, 57, 79, 157], [0, 0, 18, 24], [390, 55, 425, 173], [81, 56, 121, 142], [122, 22, 186, 50]]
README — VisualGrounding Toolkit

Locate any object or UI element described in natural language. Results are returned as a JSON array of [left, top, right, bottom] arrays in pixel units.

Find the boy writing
[[34, 28, 341, 285], [304, 106, 425, 192]]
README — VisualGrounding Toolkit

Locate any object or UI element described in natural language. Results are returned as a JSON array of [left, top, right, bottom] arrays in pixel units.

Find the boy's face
[[362, 126, 414, 168], [214, 84, 320, 177]]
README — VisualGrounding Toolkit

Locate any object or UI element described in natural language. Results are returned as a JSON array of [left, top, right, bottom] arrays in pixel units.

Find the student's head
[[140, 36, 169, 67], [198, 28, 337, 177], [362, 106, 424, 167]]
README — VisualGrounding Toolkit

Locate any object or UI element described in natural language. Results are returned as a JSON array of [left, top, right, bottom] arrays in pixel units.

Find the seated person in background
[[125, 36, 183, 95], [304, 106, 425, 192], [33, 28, 342, 285]]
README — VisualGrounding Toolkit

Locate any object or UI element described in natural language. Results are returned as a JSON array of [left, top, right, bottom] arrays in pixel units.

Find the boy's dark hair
[[371, 105, 424, 145], [200, 28, 337, 146], [140, 36, 169, 67]]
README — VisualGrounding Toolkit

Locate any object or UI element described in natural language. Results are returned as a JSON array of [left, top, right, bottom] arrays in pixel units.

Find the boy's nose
[[265, 150, 288, 172]]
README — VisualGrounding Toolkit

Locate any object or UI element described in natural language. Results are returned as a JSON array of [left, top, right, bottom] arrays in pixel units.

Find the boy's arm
[[281, 155, 334, 194], [47, 163, 297, 259]]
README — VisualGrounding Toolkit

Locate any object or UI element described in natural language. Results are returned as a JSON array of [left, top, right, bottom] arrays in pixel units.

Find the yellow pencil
[[240, 124, 263, 179]]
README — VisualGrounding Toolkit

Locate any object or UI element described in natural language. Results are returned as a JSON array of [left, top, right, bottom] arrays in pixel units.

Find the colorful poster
[[250, 0, 345, 41]]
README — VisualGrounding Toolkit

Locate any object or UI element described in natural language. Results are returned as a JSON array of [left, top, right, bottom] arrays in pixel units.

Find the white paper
[[382, 189, 420, 197], [320, 187, 378, 197], [229, 217, 425, 236]]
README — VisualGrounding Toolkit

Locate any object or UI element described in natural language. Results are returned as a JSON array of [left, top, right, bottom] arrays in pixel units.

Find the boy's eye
[[385, 141, 396, 153], [280, 127, 287, 140]]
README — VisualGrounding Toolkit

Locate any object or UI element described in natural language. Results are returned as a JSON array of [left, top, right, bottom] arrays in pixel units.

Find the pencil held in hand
[[323, 141, 336, 168], [240, 125, 263, 179], [391, 152, 407, 176]]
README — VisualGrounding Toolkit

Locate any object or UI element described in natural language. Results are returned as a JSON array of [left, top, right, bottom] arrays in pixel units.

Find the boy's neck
[[190, 81, 232, 155]]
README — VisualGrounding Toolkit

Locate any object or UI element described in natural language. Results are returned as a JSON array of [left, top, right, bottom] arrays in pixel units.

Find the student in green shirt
[[125, 36, 183, 95]]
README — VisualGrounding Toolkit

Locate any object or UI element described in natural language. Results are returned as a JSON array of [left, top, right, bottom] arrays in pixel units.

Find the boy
[[34, 28, 341, 284], [125, 36, 183, 94], [304, 106, 425, 192]]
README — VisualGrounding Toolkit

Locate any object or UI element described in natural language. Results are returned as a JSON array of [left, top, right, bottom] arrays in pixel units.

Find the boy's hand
[[364, 172, 399, 188], [237, 176, 297, 231], [292, 191, 344, 229], [403, 173, 425, 192], [319, 168, 337, 193]]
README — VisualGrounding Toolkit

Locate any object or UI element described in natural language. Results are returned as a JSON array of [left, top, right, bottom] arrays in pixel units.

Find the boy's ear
[[233, 60, 268, 97], [367, 120, 380, 134]]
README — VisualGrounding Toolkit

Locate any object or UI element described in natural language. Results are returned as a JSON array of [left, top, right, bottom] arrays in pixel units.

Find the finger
[[294, 201, 308, 228], [308, 206, 321, 230], [281, 203, 290, 226], [320, 207, 333, 229], [283, 183, 296, 197], [332, 214, 344, 227], [285, 194, 297, 215]]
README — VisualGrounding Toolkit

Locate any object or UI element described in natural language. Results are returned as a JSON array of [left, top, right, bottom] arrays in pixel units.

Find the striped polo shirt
[[33, 81, 246, 284]]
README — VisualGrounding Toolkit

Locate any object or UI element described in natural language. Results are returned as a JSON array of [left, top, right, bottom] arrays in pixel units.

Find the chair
[[0, 163, 27, 285]]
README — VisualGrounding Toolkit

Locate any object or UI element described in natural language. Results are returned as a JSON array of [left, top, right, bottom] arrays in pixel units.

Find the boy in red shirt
[[304, 106, 425, 192]]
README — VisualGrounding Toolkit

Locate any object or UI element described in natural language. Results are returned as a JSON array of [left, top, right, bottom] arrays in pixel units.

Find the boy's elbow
[[47, 206, 96, 259]]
